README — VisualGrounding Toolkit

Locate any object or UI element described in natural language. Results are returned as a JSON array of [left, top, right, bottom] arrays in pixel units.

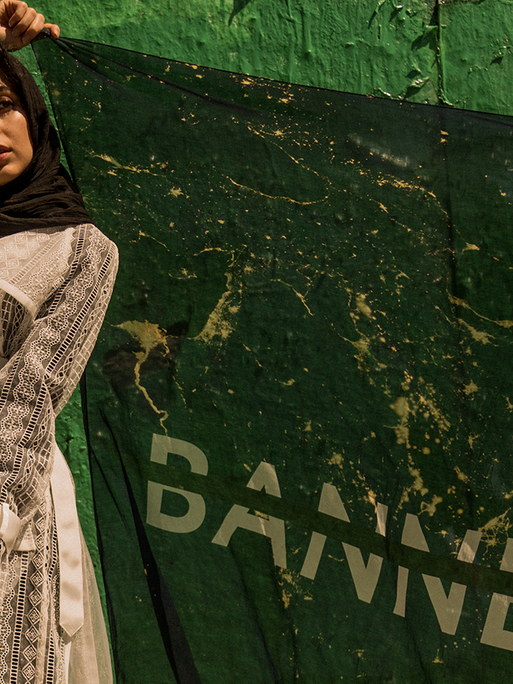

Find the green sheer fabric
[[34, 36, 513, 684]]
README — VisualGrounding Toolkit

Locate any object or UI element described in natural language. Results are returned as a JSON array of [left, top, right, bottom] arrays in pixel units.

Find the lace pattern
[[0, 224, 117, 683]]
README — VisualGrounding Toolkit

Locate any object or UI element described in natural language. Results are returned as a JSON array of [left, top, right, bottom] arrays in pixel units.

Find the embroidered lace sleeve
[[0, 224, 118, 522]]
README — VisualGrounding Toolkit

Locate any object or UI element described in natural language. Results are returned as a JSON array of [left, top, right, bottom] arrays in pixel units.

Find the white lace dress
[[0, 224, 118, 684]]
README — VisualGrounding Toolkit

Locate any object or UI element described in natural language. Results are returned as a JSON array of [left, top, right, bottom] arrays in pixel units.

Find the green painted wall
[[24, 0, 513, 115], [440, 2, 513, 114], [19, 0, 513, 626]]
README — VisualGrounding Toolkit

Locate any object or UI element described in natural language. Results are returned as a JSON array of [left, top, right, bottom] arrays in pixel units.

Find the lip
[[0, 148, 11, 163]]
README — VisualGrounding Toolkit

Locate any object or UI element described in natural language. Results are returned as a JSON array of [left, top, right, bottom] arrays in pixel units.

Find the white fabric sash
[[51, 445, 85, 640], [0, 445, 84, 644]]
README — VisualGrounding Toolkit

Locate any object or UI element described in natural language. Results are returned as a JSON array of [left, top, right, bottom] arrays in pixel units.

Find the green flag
[[34, 36, 513, 683]]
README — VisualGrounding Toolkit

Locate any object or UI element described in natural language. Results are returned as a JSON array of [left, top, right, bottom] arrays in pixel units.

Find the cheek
[[16, 114, 34, 166], [0, 111, 35, 186]]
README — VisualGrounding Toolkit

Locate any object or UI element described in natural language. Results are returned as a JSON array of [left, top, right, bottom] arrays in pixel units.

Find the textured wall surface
[[440, 1, 513, 114], [25, 0, 513, 114]]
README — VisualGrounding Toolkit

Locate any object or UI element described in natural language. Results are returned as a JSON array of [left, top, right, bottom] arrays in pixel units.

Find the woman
[[0, 5, 117, 684]]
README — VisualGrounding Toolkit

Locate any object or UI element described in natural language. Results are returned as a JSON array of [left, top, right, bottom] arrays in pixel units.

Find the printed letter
[[481, 538, 513, 650], [146, 434, 208, 533], [393, 514, 481, 635], [212, 462, 287, 568], [300, 484, 388, 604]]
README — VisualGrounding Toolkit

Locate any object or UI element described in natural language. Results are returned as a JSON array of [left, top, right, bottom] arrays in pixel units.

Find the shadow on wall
[[229, 0, 256, 26]]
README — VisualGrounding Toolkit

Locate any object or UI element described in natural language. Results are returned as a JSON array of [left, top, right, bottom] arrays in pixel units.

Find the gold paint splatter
[[116, 320, 170, 430], [225, 174, 326, 205], [417, 384, 451, 433], [462, 243, 480, 252], [409, 468, 429, 496], [343, 335, 371, 374], [390, 396, 409, 418], [478, 510, 512, 549], [136, 230, 170, 252], [92, 153, 164, 178], [454, 466, 468, 483], [273, 279, 313, 316], [457, 319, 494, 345], [195, 269, 240, 343], [463, 380, 478, 395], [449, 293, 513, 329], [356, 293, 373, 318], [395, 426, 409, 445], [389, 396, 409, 445], [343, 157, 439, 201], [277, 569, 304, 609], [420, 495, 443, 517]]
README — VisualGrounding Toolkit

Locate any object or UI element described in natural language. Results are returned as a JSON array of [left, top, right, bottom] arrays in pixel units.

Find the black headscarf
[[0, 45, 92, 236]]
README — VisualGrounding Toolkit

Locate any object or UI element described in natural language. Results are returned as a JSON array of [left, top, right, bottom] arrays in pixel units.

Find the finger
[[10, 6, 38, 36], [44, 22, 59, 39], [5, 1, 28, 28], [18, 11, 44, 43]]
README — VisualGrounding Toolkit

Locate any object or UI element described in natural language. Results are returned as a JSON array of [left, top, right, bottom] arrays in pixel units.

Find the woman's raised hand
[[0, 0, 59, 51]]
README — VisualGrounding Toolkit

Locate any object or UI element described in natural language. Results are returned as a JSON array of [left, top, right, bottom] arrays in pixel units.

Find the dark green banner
[[34, 36, 513, 683]]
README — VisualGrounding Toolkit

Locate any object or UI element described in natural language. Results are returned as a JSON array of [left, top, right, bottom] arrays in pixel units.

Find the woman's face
[[0, 76, 33, 186]]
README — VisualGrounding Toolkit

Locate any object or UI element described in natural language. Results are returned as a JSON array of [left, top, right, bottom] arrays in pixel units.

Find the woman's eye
[[0, 100, 13, 113]]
